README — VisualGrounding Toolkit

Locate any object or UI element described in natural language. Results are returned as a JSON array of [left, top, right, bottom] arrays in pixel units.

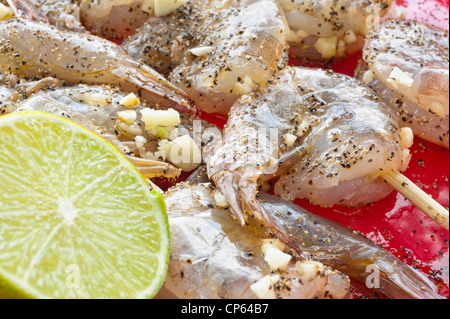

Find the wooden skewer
[[382, 170, 449, 230]]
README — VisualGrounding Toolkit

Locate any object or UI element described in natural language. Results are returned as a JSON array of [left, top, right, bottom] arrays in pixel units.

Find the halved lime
[[0, 112, 170, 299]]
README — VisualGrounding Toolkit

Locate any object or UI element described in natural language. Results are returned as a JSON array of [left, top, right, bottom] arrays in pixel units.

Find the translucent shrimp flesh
[[162, 182, 351, 299], [276, 0, 395, 61], [123, 0, 290, 115], [0, 18, 196, 114], [207, 66, 412, 250], [356, 19, 449, 148]]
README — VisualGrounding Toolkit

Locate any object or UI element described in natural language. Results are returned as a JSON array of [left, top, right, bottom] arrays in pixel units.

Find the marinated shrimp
[[0, 18, 195, 114], [276, 0, 396, 61], [263, 191, 445, 299], [10, 84, 221, 178], [6, 0, 185, 40], [162, 181, 443, 299], [356, 19, 449, 148], [0, 71, 63, 114], [207, 67, 412, 249], [162, 182, 350, 299], [123, 0, 289, 115]]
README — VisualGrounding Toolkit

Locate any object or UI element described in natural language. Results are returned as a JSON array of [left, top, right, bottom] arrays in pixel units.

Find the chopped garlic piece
[[296, 120, 309, 138], [287, 29, 309, 43], [158, 135, 201, 172], [190, 46, 214, 57], [135, 135, 147, 146], [119, 93, 140, 108], [214, 190, 229, 208], [399, 127, 414, 149], [262, 238, 286, 254], [387, 67, 414, 89], [295, 261, 324, 282], [263, 248, 292, 272], [362, 70, 374, 84], [234, 76, 255, 95], [154, 0, 187, 17], [314, 37, 338, 59], [117, 110, 137, 124], [262, 239, 290, 272], [284, 133, 297, 147], [250, 275, 280, 299], [0, 4, 13, 21], [343, 30, 357, 44]]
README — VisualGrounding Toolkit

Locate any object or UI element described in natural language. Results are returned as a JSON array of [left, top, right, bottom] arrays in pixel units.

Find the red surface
[[198, 0, 449, 299]]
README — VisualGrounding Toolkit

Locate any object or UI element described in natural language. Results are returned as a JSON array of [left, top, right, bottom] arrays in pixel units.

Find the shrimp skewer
[[0, 18, 196, 114], [123, 0, 290, 115], [207, 67, 414, 250], [356, 19, 449, 148]]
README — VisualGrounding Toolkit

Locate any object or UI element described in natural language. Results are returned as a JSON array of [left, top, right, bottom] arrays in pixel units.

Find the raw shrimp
[[207, 67, 412, 250], [262, 191, 445, 299], [356, 19, 449, 148], [276, 0, 396, 61], [0, 18, 195, 114], [123, 0, 289, 115], [12, 85, 220, 179], [162, 182, 350, 299], [5, 0, 85, 31]]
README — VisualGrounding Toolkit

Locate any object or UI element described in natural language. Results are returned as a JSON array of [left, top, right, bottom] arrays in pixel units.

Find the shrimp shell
[[163, 182, 351, 299]]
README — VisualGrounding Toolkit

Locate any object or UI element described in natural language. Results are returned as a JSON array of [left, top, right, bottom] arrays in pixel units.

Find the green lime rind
[[0, 111, 170, 299]]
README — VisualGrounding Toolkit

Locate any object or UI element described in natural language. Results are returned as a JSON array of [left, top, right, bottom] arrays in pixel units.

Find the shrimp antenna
[[382, 170, 449, 230]]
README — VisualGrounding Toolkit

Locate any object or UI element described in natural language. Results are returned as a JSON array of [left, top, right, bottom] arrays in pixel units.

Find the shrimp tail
[[110, 59, 198, 115], [6, 0, 49, 23], [214, 170, 303, 256], [125, 156, 181, 180]]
